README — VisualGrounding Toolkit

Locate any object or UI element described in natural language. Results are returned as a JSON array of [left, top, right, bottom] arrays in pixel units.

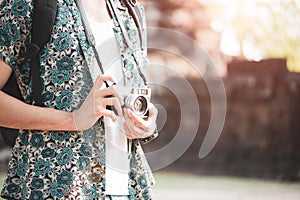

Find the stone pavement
[[152, 172, 300, 200]]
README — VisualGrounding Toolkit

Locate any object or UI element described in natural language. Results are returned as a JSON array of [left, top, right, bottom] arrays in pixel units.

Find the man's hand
[[72, 75, 124, 131], [123, 103, 158, 139]]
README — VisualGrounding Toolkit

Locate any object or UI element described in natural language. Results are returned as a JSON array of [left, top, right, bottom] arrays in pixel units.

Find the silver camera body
[[115, 86, 151, 117]]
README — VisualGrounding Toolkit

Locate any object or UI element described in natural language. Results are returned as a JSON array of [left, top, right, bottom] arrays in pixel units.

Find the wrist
[[71, 110, 86, 131], [44, 108, 85, 131]]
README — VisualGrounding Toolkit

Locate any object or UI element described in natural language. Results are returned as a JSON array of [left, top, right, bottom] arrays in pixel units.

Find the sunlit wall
[[199, 0, 300, 72]]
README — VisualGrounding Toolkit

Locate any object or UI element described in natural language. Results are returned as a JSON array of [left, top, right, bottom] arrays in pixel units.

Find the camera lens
[[133, 96, 148, 116]]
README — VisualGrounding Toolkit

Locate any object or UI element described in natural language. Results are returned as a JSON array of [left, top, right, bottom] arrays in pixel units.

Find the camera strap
[[75, 0, 148, 86], [106, 0, 148, 86], [75, 0, 110, 87]]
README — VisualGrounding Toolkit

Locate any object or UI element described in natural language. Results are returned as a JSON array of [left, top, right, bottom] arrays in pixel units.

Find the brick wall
[[145, 58, 300, 180]]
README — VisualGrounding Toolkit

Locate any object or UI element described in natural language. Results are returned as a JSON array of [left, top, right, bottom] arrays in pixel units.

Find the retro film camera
[[115, 86, 151, 117]]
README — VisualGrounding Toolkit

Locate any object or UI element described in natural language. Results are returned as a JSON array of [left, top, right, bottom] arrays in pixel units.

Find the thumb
[[148, 103, 158, 118]]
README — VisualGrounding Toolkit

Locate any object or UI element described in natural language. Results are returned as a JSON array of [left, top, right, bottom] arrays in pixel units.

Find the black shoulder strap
[[28, 0, 57, 106], [122, 0, 144, 50], [0, 0, 57, 147]]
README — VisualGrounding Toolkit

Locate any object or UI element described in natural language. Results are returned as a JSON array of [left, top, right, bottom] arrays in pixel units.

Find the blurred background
[[1, 0, 300, 199], [141, 0, 300, 199]]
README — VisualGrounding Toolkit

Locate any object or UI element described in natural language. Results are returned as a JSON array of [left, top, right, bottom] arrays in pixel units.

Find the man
[[0, 0, 157, 199]]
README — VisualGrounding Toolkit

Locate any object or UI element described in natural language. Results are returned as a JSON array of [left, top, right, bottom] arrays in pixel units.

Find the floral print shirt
[[0, 0, 154, 199]]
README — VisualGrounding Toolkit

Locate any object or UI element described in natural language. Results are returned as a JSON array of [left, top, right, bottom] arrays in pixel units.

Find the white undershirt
[[88, 19, 129, 195]]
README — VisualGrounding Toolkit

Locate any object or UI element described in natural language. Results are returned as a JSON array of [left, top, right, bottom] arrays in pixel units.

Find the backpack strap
[[0, 0, 57, 147], [27, 0, 57, 106]]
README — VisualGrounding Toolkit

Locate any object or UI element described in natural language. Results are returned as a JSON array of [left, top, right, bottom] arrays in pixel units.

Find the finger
[[124, 109, 144, 130], [95, 75, 116, 88], [96, 106, 116, 122], [124, 122, 144, 139], [111, 97, 123, 117], [96, 86, 115, 98], [125, 108, 157, 138], [100, 97, 123, 117], [124, 110, 149, 135], [99, 85, 124, 106], [124, 117, 155, 139], [96, 87, 124, 114], [124, 123, 134, 140], [124, 109, 148, 131], [148, 103, 158, 118], [126, 124, 152, 139]]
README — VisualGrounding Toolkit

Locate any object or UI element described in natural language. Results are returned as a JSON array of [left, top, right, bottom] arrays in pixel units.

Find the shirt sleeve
[[0, 0, 32, 69]]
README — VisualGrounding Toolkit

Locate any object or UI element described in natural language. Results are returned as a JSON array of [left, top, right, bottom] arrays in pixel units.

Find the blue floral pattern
[[34, 159, 51, 175], [50, 183, 68, 198], [17, 162, 27, 176], [57, 56, 75, 70], [29, 190, 43, 200], [54, 32, 72, 51], [0, 29, 10, 47], [81, 184, 98, 200], [6, 183, 20, 193], [55, 90, 74, 110], [79, 144, 93, 157], [78, 156, 91, 171], [41, 147, 55, 158], [5, 22, 20, 41], [29, 134, 45, 148], [52, 70, 69, 84], [31, 178, 44, 189], [83, 129, 97, 143], [57, 170, 74, 185], [56, 147, 73, 166], [12, 0, 29, 17], [51, 131, 71, 141], [0, 0, 154, 199]]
